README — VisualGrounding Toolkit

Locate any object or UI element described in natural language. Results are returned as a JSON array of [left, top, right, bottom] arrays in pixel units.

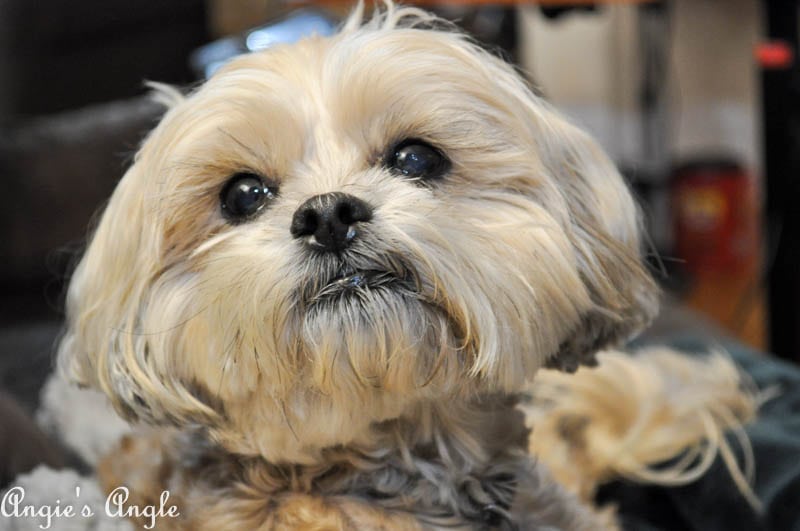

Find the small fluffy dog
[[58, 4, 662, 529]]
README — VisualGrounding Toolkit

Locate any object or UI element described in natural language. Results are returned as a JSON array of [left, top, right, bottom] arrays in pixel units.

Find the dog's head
[[58, 5, 657, 462]]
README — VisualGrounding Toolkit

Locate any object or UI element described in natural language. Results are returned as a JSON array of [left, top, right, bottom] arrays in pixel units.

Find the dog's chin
[[295, 261, 460, 393]]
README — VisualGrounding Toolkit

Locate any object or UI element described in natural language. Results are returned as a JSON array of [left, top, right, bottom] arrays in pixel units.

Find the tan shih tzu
[[56, 3, 666, 529]]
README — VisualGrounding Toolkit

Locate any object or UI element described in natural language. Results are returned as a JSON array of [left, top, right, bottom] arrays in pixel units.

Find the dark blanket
[[599, 336, 800, 531]]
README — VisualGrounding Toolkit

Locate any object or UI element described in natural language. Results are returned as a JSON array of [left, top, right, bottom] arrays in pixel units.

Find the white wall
[[669, 0, 761, 171]]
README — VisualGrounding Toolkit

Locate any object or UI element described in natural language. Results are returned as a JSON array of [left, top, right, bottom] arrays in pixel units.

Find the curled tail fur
[[522, 347, 765, 511]]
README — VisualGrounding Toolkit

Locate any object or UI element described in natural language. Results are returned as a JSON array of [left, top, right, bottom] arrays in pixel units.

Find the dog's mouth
[[329, 268, 398, 289], [304, 263, 417, 306]]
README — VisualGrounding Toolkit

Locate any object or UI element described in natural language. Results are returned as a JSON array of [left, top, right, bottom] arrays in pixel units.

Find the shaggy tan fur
[[58, 2, 668, 529], [524, 348, 761, 510]]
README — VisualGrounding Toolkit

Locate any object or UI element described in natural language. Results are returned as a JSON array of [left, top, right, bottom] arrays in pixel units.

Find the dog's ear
[[58, 165, 160, 421], [57, 99, 219, 426], [534, 114, 659, 372]]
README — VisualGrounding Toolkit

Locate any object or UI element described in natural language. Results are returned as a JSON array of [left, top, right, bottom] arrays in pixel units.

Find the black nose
[[290, 192, 373, 252]]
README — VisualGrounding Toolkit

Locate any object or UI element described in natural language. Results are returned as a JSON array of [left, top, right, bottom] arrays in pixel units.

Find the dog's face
[[59, 7, 657, 462]]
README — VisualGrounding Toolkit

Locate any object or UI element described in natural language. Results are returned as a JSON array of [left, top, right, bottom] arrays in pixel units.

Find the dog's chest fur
[[97, 399, 606, 530]]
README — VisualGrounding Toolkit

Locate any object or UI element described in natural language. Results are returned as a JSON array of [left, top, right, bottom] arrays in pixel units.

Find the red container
[[671, 158, 759, 274]]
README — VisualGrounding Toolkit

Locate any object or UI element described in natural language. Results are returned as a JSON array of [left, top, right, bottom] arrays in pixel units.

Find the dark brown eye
[[388, 139, 450, 180], [220, 172, 276, 222]]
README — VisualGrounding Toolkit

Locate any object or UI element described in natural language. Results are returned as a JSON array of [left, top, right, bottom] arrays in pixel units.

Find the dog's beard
[[141, 240, 463, 460], [295, 247, 459, 390]]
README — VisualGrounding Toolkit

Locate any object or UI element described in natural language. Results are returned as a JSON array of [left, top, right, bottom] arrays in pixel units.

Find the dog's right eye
[[220, 172, 276, 222], [387, 139, 450, 181]]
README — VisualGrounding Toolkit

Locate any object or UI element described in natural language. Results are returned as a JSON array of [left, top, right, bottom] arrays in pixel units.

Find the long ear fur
[[58, 164, 160, 420], [467, 49, 658, 371], [57, 88, 220, 425], [536, 116, 658, 371]]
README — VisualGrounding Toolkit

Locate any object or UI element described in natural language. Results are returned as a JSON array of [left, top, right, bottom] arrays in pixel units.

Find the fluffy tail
[[521, 347, 765, 510]]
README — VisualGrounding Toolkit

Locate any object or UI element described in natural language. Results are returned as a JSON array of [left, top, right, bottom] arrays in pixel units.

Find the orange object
[[672, 158, 758, 274], [673, 158, 765, 350]]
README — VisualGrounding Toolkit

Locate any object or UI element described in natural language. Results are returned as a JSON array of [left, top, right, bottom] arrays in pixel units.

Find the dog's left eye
[[220, 172, 276, 221], [387, 140, 450, 181]]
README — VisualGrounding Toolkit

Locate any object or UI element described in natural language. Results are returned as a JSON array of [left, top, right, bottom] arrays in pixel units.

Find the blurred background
[[1, 0, 798, 413]]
